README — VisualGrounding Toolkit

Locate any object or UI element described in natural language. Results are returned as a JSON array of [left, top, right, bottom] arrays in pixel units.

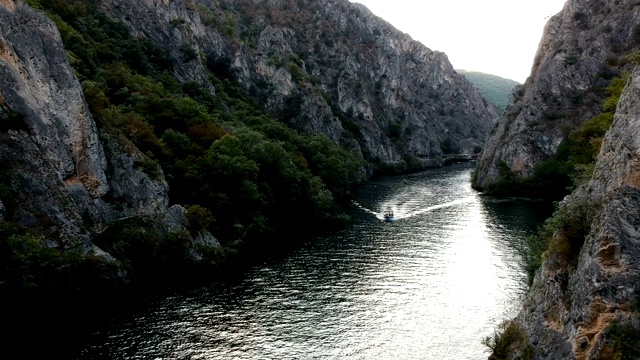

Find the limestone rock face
[[475, 0, 640, 189], [479, 1, 640, 357], [95, 0, 497, 170], [0, 0, 168, 249], [0, 0, 108, 197], [511, 71, 640, 360], [0, 0, 497, 277]]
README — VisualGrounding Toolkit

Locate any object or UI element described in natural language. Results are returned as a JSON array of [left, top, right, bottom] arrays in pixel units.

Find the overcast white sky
[[351, 0, 567, 83]]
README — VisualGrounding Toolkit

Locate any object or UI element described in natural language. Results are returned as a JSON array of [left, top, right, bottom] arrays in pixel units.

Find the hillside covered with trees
[[458, 70, 520, 114], [0, 0, 499, 316]]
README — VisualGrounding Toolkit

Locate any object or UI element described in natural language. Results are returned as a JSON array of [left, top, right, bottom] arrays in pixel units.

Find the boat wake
[[354, 195, 476, 222]]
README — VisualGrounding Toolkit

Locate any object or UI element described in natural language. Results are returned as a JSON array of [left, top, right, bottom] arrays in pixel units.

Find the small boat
[[383, 209, 394, 222]]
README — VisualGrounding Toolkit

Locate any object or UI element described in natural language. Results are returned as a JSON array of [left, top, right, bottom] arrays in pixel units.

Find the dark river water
[[81, 164, 551, 359]]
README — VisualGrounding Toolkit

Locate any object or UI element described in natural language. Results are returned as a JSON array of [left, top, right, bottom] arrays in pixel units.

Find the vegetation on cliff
[[483, 320, 534, 360], [492, 71, 629, 288], [486, 68, 640, 359], [0, 0, 364, 297], [481, 72, 629, 201]]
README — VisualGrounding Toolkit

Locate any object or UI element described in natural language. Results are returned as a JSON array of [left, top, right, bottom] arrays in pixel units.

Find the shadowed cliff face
[[0, 0, 193, 258], [474, 0, 640, 189], [0, 0, 108, 197], [95, 0, 497, 171]]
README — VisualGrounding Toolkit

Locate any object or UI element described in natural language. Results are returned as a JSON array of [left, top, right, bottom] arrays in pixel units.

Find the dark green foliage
[[542, 201, 597, 267], [185, 205, 216, 232], [206, 56, 236, 80], [519, 234, 546, 285], [0, 107, 30, 132], [483, 73, 629, 200], [607, 324, 640, 359], [29, 0, 172, 80], [281, 93, 304, 122], [196, 5, 217, 27], [179, 43, 199, 63], [288, 63, 305, 83], [387, 123, 402, 139], [458, 70, 520, 114], [0, 221, 121, 298], [483, 320, 534, 360], [484, 159, 574, 200], [440, 137, 461, 154], [134, 157, 161, 180], [10, 0, 364, 291], [92, 219, 192, 281], [520, 199, 598, 282], [403, 155, 423, 172]]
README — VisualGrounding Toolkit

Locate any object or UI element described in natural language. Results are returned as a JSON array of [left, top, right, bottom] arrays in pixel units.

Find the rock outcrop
[[0, 0, 214, 265], [95, 0, 497, 171], [508, 69, 640, 360], [474, 0, 640, 189], [479, 0, 640, 358], [0, 0, 496, 283]]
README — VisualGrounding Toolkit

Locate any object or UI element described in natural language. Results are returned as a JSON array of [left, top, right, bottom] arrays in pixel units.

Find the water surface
[[82, 164, 551, 359]]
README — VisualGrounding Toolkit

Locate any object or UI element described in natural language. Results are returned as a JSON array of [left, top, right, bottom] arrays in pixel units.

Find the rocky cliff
[[478, 0, 640, 358], [0, 0, 496, 288], [0, 0, 217, 277], [474, 0, 640, 189], [500, 69, 640, 360], [95, 0, 497, 171]]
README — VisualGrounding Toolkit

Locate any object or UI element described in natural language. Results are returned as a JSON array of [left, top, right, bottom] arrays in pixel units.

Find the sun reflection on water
[[81, 164, 552, 360]]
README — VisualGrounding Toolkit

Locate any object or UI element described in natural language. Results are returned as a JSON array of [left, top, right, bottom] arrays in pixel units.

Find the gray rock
[[191, 230, 221, 262], [159, 205, 220, 262], [0, 1, 169, 265], [509, 70, 640, 359], [94, 0, 498, 169], [163, 204, 190, 233], [0, 0, 108, 197], [475, 0, 640, 189]]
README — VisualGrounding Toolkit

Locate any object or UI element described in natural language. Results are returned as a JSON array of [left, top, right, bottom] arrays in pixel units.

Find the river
[[80, 163, 551, 359]]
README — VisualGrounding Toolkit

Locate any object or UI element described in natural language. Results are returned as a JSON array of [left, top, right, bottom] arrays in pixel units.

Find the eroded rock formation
[[0, 0, 216, 267], [479, 0, 640, 358], [511, 69, 640, 360], [96, 0, 497, 171], [475, 0, 640, 189]]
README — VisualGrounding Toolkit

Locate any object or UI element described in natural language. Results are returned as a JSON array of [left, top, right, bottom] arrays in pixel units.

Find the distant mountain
[[457, 70, 520, 114]]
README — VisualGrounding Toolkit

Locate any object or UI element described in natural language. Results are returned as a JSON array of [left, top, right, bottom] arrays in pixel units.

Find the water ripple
[[81, 164, 552, 360]]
